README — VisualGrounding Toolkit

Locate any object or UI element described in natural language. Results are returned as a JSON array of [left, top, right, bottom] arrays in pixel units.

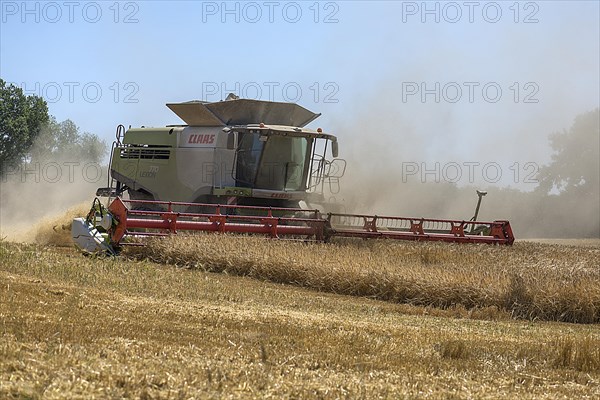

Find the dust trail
[[0, 174, 97, 244], [1, 140, 106, 244], [326, 101, 599, 238]]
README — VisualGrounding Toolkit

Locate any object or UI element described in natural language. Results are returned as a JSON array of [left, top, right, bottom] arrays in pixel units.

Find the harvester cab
[[96, 95, 346, 212]]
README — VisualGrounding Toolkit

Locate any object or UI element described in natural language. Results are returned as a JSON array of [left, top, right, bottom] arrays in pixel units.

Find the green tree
[[0, 79, 49, 169], [30, 117, 107, 163], [537, 108, 600, 197], [536, 108, 600, 237]]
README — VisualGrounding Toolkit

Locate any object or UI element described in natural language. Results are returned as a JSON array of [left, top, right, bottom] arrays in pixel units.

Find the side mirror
[[331, 141, 339, 158], [227, 131, 236, 150]]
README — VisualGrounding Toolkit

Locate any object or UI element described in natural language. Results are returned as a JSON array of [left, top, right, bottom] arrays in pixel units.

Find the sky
[[1, 0, 599, 190]]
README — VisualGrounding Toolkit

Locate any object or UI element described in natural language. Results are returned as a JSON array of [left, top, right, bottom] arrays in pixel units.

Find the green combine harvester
[[72, 94, 514, 254]]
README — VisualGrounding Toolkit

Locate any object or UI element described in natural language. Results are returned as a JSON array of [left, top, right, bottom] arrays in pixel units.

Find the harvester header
[[72, 197, 514, 255]]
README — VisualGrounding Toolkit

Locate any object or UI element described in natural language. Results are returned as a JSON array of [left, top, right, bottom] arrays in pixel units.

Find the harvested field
[[1, 239, 600, 398], [1, 209, 599, 398]]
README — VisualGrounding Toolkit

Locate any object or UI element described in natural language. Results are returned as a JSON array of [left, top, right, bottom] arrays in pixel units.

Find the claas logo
[[188, 134, 215, 144]]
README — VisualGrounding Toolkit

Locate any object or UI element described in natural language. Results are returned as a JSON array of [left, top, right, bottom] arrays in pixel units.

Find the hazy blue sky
[[1, 1, 599, 188]]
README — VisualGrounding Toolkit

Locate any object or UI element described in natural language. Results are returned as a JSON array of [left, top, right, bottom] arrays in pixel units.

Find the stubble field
[[1, 219, 599, 398]]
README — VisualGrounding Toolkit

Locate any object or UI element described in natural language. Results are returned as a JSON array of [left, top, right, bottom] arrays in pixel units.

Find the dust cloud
[[0, 146, 106, 244], [326, 89, 599, 238], [327, 88, 488, 220]]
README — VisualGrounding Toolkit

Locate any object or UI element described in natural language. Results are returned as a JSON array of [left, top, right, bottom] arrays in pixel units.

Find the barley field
[[1, 217, 599, 398], [127, 234, 600, 324]]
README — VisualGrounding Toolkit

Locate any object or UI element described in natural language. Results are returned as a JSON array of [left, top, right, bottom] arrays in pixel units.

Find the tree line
[[0, 79, 107, 169]]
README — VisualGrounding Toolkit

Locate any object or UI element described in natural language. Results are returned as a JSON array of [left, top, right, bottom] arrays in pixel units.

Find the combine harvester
[[72, 95, 514, 255]]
